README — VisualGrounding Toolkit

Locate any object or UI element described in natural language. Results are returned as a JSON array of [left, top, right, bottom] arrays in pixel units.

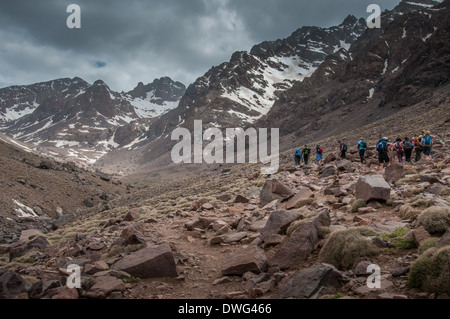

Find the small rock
[[202, 203, 215, 210], [354, 261, 372, 276], [85, 276, 126, 299], [234, 195, 250, 204], [392, 267, 410, 277], [213, 277, 232, 285], [410, 227, 430, 247], [124, 210, 140, 221]]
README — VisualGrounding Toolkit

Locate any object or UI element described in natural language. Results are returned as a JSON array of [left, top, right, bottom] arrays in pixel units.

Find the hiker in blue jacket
[[377, 137, 391, 170], [421, 131, 434, 159], [358, 137, 367, 163], [294, 148, 302, 166]]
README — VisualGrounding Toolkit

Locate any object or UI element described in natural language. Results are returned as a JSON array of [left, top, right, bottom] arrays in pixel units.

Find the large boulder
[[284, 187, 314, 210], [6, 230, 49, 261], [274, 263, 345, 299], [221, 244, 267, 276], [355, 175, 391, 203], [112, 243, 178, 278], [0, 270, 26, 299], [259, 179, 293, 206], [269, 221, 318, 270], [258, 210, 303, 242]]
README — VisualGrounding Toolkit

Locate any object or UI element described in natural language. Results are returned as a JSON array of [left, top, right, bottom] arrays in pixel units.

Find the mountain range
[[0, 0, 448, 176]]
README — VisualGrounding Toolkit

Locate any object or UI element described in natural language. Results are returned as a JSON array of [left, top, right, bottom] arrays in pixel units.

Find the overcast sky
[[0, 0, 401, 92]]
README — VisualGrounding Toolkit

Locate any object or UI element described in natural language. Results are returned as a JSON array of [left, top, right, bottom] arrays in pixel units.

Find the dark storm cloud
[[0, 0, 401, 91]]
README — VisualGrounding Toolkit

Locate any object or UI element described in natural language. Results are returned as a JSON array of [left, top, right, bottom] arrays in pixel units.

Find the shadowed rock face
[[275, 263, 344, 299]]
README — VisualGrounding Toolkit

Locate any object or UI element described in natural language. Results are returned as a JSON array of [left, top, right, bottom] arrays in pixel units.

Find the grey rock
[[355, 175, 391, 203], [275, 263, 344, 299], [319, 165, 337, 178], [269, 221, 318, 270], [354, 261, 372, 276], [0, 270, 26, 299], [112, 243, 178, 278], [258, 210, 303, 242], [259, 179, 293, 207], [221, 244, 267, 276]]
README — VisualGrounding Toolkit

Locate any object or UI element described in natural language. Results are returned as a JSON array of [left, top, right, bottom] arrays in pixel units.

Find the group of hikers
[[294, 131, 435, 170]]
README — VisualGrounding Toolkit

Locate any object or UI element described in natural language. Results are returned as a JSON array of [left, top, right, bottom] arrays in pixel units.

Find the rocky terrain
[[1, 127, 449, 299], [0, 0, 449, 301]]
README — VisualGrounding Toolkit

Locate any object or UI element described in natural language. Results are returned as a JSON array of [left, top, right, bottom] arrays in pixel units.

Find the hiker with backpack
[[316, 145, 324, 165], [412, 134, 422, 162], [358, 138, 367, 163], [377, 137, 391, 170], [421, 131, 434, 159], [302, 145, 311, 165], [339, 141, 347, 159], [403, 137, 414, 163], [294, 148, 302, 167], [394, 137, 404, 164]]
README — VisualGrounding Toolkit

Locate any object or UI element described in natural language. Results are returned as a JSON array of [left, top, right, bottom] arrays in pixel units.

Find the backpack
[[396, 141, 403, 150], [423, 135, 432, 146], [303, 148, 310, 156], [376, 140, 386, 152], [342, 144, 348, 152], [361, 141, 367, 149], [317, 147, 323, 154], [404, 141, 413, 150], [295, 149, 302, 157]]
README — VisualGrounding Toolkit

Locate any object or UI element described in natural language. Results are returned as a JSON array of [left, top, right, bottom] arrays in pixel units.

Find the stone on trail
[[284, 187, 314, 210], [259, 179, 293, 207], [319, 165, 337, 178], [123, 209, 140, 222], [274, 263, 344, 299], [410, 227, 430, 247], [355, 175, 391, 203], [371, 221, 409, 234], [336, 159, 353, 172], [112, 243, 178, 278], [85, 276, 126, 299], [269, 221, 318, 270], [221, 244, 267, 276], [258, 210, 303, 242], [385, 164, 404, 184]]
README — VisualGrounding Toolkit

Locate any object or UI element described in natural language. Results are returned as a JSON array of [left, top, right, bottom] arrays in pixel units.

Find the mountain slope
[[95, 15, 368, 175], [256, 0, 450, 151], [0, 133, 126, 243]]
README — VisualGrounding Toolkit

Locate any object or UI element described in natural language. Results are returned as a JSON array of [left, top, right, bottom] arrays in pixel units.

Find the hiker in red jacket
[[394, 137, 404, 164]]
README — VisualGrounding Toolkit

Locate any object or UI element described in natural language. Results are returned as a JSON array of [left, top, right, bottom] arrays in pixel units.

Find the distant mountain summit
[[0, 76, 185, 168], [122, 77, 186, 118]]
